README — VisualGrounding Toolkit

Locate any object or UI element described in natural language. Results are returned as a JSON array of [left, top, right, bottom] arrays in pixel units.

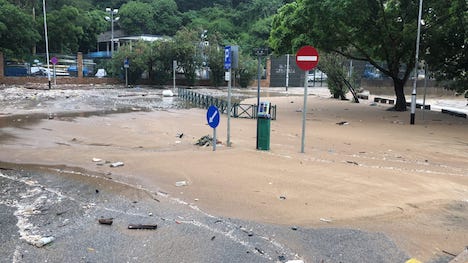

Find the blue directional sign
[[124, 57, 130, 68], [224, 46, 231, 69], [207, 105, 220, 128]]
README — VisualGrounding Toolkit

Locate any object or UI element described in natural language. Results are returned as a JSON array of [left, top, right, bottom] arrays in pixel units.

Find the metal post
[[256, 54, 261, 149], [110, 12, 114, 56], [42, 0, 51, 89], [213, 128, 216, 151], [286, 54, 290, 92], [125, 67, 128, 88], [410, 0, 424, 125], [301, 70, 309, 153], [227, 68, 232, 147], [422, 62, 428, 120], [173, 60, 177, 92]]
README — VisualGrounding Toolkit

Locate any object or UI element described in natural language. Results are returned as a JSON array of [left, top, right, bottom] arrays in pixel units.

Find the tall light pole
[[105, 8, 119, 57], [42, 0, 51, 89], [410, 0, 423, 125]]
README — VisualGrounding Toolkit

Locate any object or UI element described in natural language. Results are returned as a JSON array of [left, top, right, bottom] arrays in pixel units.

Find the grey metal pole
[[125, 67, 128, 88], [173, 60, 176, 92], [213, 128, 216, 151], [286, 54, 290, 91], [256, 54, 261, 149], [227, 68, 232, 147], [42, 0, 51, 89], [422, 62, 428, 120], [301, 70, 309, 153], [110, 11, 114, 57], [410, 0, 424, 125]]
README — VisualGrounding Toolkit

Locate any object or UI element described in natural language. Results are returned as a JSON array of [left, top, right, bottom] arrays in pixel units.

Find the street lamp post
[[105, 8, 119, 57], [410, 0, 423, 125], [42, 0, 51, 89]]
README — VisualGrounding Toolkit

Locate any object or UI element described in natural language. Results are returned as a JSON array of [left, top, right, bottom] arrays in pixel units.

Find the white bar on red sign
[[297, 56, 318, 61]]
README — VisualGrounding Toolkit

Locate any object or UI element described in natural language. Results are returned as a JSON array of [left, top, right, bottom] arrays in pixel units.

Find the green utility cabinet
[[257, 117, 271, 150], [257, 101, 271, 151]]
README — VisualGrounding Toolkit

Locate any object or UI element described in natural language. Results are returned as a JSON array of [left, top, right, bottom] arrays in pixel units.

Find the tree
[[78, 10, 108, 52], [43, 6, 85, 53], [174, 28, 202, 86], [270, 0, 465, 111], [422, 0, 467, 93], [184, 7, 237, 40], [119, 0, 181, 36], [0, 0, 40, 57]]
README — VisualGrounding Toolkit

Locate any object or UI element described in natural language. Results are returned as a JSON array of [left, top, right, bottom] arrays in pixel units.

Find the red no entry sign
[[296, 46, 319, 71]]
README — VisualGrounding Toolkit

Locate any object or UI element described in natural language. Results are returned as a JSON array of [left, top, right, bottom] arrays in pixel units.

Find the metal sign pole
[[125, 68, 128, 88], [213, 128, 216, 151], [173, 60, 177, 92], [286, 54, 290, 92], [301, 70, 309, 153], [227, 68, 232, 147]]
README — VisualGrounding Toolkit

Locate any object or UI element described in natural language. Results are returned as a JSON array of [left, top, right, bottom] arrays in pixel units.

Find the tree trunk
[[393, 78, 407, 111]]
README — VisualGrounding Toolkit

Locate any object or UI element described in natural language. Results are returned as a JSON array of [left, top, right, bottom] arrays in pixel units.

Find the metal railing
[[178, 87, 276, 120]]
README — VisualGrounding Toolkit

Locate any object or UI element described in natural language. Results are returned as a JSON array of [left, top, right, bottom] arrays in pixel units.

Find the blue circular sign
[[207, 105, 220, 128]]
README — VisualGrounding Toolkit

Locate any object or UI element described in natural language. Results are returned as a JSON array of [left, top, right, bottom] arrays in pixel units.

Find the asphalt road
[[0, 165, 408, 263]]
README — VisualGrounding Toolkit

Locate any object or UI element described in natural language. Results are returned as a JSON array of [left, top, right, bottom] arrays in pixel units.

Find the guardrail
[[177, 87, 276, 120]]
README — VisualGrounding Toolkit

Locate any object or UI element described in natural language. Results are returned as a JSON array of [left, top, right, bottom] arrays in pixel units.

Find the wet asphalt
[[0, 165, 408, 263]]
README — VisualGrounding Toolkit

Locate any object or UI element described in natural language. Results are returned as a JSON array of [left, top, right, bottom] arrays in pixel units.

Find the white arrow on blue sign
[[207, 105, 220, 128]]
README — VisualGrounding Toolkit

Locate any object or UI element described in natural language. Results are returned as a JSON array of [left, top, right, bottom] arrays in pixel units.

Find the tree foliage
[[270, 0, 467, 109], [119, 0, 181, 36], [0, 0, 40, 57]]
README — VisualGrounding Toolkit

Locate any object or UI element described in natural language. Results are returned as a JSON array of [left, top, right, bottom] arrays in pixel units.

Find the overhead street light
[[105, 8, 119, 57]]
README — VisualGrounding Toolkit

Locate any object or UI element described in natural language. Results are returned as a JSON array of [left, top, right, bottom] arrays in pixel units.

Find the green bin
[[257, 117, 271, 150]]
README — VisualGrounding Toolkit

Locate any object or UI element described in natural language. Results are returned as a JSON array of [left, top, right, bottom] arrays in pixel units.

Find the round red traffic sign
[[295, 46, 319, 71]]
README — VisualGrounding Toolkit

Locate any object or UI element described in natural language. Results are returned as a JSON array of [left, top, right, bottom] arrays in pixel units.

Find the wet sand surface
[[0, 85, 467, 262]]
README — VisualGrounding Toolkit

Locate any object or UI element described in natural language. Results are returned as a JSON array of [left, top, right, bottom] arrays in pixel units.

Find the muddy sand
[[0, 86, 467, 262]]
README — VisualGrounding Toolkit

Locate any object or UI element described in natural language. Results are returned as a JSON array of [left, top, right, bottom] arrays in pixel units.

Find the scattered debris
[[162, 90, 174, 97], [95, 189, 99, 194], [285, 260, 304, 263], [98, 218, 113, 225], [211, 236, 216, 241], [336, 121, 349, 125], [279, 196, 287, 200], [175, 181, 188, 187], [291, 226, 298, 231], [195, 135, 220, 147], [254, 247, 264, 255], [176, 133, 184, 138], [128, 224, 157, 230], [448, 247, 468, 263], [92, 158, 102, 162], [443, 250, 458, 257], [148, 212, 153, 217], [34, 236, 55, 247], [319, 218, 333, 223], [346, 161, 359, 165], [110, 162, 124, 168]]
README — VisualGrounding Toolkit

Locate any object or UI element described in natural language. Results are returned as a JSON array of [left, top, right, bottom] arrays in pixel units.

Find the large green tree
[[119, 0, 181, 36], [0, 0, 40, 57], [422, 0, 467, 93], [270, 0, 467, 111]]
